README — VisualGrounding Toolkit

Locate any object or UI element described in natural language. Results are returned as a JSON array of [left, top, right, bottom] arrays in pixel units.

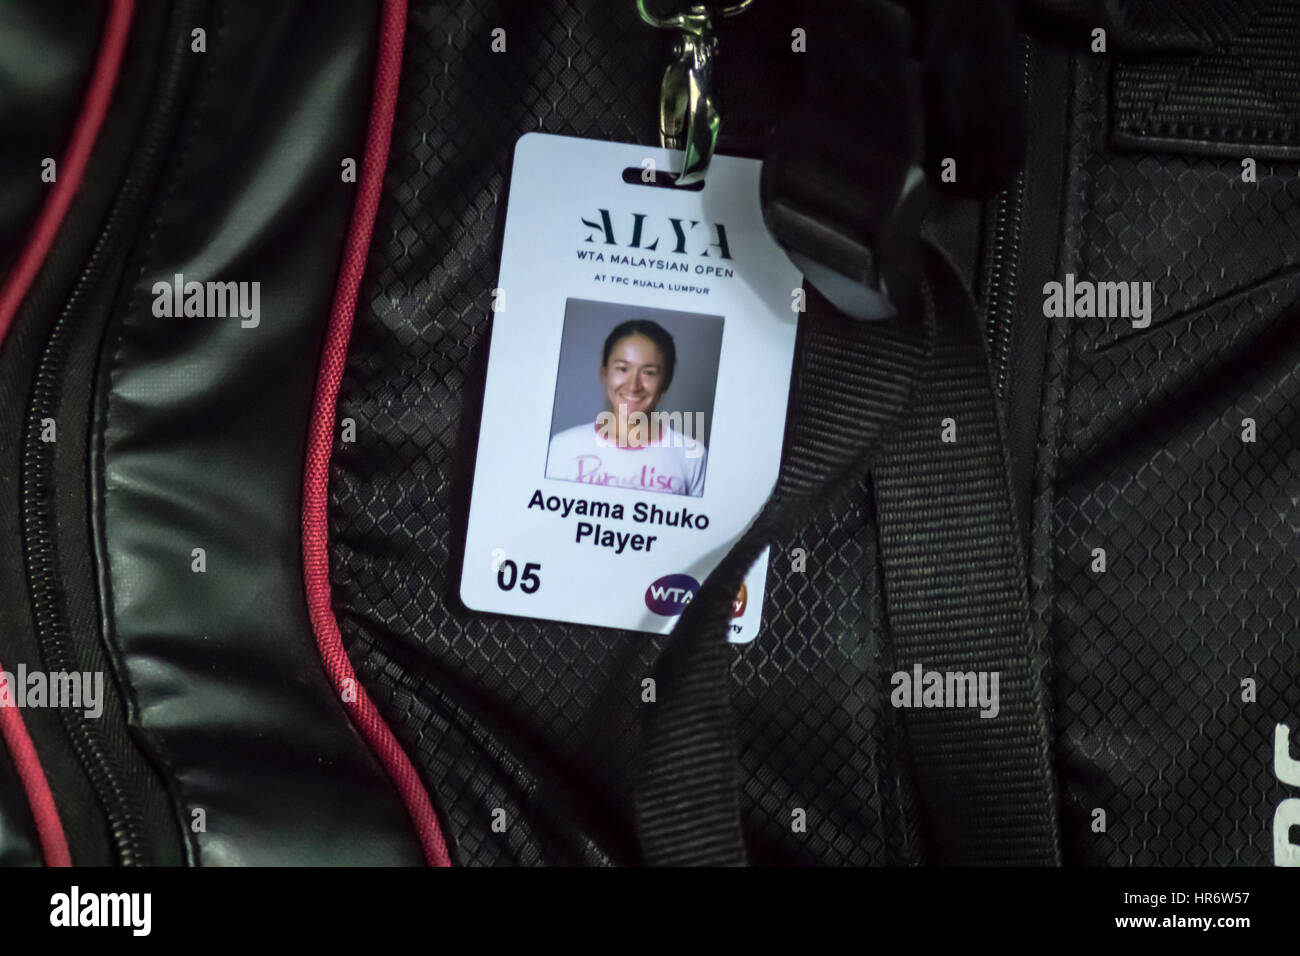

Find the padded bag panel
[[96, 0, 423, 865], [1038, 52, 1300, 865]]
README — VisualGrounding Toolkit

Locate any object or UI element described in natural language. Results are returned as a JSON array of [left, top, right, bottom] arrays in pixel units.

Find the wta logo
[[645, 574, 700, 616]]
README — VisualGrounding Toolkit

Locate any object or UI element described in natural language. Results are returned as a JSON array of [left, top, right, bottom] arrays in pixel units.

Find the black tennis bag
[[0, 0, 1295, 869]]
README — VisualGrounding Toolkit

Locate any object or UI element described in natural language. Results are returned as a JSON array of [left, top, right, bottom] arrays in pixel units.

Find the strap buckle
[[757, 0, 928, 321]]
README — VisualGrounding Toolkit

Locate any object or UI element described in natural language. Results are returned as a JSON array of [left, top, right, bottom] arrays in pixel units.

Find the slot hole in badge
[[621, 165, 706, 191]]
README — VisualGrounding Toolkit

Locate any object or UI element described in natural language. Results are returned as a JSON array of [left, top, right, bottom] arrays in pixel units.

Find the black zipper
[[20, 0, 204, 866], [982, 38, 1032, 400], [23, 351, 149, 863]]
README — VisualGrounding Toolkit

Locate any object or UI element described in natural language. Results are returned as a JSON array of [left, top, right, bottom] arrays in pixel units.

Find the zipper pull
[[637, 0, 753, 186]]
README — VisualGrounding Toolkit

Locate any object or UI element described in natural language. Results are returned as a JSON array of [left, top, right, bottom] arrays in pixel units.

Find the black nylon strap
[[635, 0, 1060, 869], [872, 248, 1060, 864], [635, 271, 935, 866], [635, 247, 1061, 865]]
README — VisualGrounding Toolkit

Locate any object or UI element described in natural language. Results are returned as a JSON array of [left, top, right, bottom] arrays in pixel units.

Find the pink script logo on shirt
[[573, 454, 684, 494]]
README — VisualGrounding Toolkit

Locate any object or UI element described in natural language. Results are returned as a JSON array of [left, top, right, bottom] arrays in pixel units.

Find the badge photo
[[544, 298, 722, 503]]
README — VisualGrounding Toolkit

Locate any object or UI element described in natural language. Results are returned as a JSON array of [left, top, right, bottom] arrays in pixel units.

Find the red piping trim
[[0, 0, 135, 869], [0, 682, 71, 867], [302, 0, 451, 867]]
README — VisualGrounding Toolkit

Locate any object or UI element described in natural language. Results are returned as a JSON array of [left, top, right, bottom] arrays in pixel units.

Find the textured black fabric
[[874, 249, 1060, 865], [1112, 2, 1300, 158], [1035, 52, 1300, 866], [331, 0, 897, 866], [637, 285, 932, 865]]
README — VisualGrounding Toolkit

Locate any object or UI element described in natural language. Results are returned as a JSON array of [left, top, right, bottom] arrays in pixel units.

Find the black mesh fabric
[[1038, 54, 1300, 865], [330, 2, 1299, 867], [329, 0, 890, 866]]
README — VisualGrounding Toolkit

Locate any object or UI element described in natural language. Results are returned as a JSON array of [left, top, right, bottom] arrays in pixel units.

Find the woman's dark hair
[[601, 319, 676, 393]]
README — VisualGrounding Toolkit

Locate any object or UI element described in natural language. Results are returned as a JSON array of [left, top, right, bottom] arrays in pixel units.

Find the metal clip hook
[[637, 0, 753, 186]]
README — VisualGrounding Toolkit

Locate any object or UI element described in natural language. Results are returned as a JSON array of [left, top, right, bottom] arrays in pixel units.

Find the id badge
[[460, 133, 801, 643]]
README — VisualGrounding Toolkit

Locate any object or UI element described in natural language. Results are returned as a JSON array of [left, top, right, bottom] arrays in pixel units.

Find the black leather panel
[[0, 1, 102, 276], [96, 0, 422, 865]]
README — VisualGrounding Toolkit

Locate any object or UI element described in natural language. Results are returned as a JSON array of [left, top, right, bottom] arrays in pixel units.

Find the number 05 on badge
[[460, 133, 801, 643]]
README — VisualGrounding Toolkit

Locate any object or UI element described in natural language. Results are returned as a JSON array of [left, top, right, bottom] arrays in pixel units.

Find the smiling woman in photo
[[545, 318, 707, 497]]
